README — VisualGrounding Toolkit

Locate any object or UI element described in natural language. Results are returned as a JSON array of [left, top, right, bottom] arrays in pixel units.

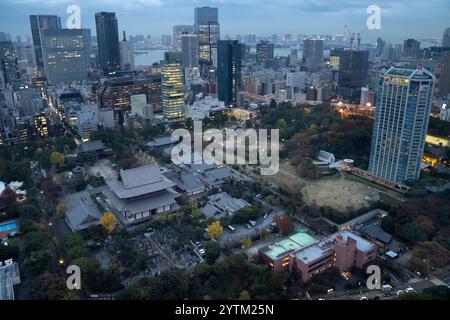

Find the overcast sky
[[0, 0, 449, 44]]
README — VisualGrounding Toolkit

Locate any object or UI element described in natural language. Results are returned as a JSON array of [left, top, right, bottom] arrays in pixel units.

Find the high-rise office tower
[[376, 38, 385, 57], [194, 6, 220, 64], [41, 28, 91, 84], [437, 52, 450, 98], [256, 40, 274, 64], [181, 34, 199, 68], [29, 15, 61, 77], [161, 52, 185, 121], [95, 12, 120, 75], [338, 49, 369, 103], [161, 35, 172, 47], [368, 67, 434, 183], [0, 41, 20, 88], [302, 38, 324, 72], [402, 39, 421, 58], [271, 34, 278, 44], [443, 28, 450, 48], [119, 31, 135, 71], [173, 25, 194, 52], [0, 32, 11, 42], [217, 40, 242, 105]]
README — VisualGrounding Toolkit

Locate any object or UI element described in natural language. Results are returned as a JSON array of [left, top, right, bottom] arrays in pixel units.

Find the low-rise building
[[259, 230, 377, 282], [0, 259, 21, 300], [65, 199, 102, 232]]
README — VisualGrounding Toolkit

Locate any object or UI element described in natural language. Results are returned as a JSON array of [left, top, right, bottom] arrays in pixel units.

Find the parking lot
[[218, 210, 278, 245]]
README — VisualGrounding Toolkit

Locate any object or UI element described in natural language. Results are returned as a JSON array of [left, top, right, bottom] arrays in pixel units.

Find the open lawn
[[259, 160, 403, 212]]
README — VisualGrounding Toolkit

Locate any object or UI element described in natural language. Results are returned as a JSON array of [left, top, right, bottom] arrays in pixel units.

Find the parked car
[[396, 290, 405, 296], [405, 287, 415, 294], [246, 224, 252, 229], [228, 225, 236, 231], [249, 220, 256, 226]]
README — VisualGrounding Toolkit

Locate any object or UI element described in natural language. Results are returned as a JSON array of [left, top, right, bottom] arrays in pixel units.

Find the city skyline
[[0, 0, 449, 43]]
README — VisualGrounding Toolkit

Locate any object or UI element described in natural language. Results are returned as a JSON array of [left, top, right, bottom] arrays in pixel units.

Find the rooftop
[[65, 200, 101, 232], [107, 164, 176, 199], [335, 230, 376, 253], [147, 136, 176, 148], [260, 230, 318, 260], [78, 140, 106, 153], [364, 224, 392, 244]]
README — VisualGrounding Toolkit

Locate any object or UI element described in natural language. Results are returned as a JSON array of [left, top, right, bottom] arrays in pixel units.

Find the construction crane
[[344, 25, 355, 49], [344, 25, 366, 50]]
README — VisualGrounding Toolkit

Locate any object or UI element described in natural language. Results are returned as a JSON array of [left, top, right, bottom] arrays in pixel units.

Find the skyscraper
[[402, 39, 421, 58], [0, 32, 11, 42], [181, 34, 199, 68], [256, 40, 274, 64], [29, 15, 61, 77], [217, 40, 242, 105], [338, 49, 369, 103], [0, 41, 20, 88], [161, 52, 185, 121], [368, 67, 435, 183], [194, 7, 220, 64], [119, 31, 135, 71], [302, 38, 324, 72], [173, 25, 194, 52], [41, 28, 91, 84], [376, 38, 385, 57], [443, 28, 450, 48], [95, 12, 120, 74]]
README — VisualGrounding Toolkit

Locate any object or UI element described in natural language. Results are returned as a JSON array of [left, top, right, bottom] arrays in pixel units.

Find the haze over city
[[1, 0, 449, 42]]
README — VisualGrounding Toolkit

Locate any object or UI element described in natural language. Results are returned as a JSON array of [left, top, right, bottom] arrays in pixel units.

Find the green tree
[[205, 240, 221, 264]]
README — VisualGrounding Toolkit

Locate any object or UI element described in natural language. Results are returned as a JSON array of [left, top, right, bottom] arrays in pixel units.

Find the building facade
[[119, 31, 135, 71], [217, 40, 242, 105], [173, 25, 194, 52], [338, 49, 369, 103], [99, 75, 162, 115], [194, 6, 220, 64], [181, 34, 199, 68], [41, 28, 90, 84], [161, 52, 185, 121], [95, 12, 120, 74], [256, 40, 274, 64], [29, 14, 61, 77], [368, 67, 435, 183], [302, 38, 324, 72]]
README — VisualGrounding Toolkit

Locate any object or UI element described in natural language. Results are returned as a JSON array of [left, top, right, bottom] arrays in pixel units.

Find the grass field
[[261, 160, 388, 212]]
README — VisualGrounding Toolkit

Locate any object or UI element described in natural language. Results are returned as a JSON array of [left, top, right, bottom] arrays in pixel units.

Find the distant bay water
[[134, 47, 301, 67]]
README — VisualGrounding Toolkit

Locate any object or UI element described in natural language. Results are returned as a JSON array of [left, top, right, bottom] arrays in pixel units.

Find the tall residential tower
[[368, 67, 435, 183]]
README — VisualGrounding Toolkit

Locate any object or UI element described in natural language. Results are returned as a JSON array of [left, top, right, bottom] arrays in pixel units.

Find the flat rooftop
[[260, 230, 318, 261]]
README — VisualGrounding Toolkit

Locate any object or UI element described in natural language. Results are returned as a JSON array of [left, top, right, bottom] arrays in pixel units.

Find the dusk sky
[[0, 0, 449, 44]]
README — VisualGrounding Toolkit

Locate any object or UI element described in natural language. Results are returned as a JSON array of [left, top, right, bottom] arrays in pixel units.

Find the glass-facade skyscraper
[[256, 40, 274, 64], [0, 41, 20, 88], [368, 67, 435, 184], [95, 12, 120, 75], [302, 38, 324, 72], [41, 28, 91, 84], [161, 52, 185, 121], [29, 14, 61, 77], [338, 49, 369, 103], [194, 7, 220, 64], [217, 40, 242, 105]]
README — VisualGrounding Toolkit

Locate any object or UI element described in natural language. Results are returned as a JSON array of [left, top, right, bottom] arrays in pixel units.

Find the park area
[[263, 160, 381, 212]]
